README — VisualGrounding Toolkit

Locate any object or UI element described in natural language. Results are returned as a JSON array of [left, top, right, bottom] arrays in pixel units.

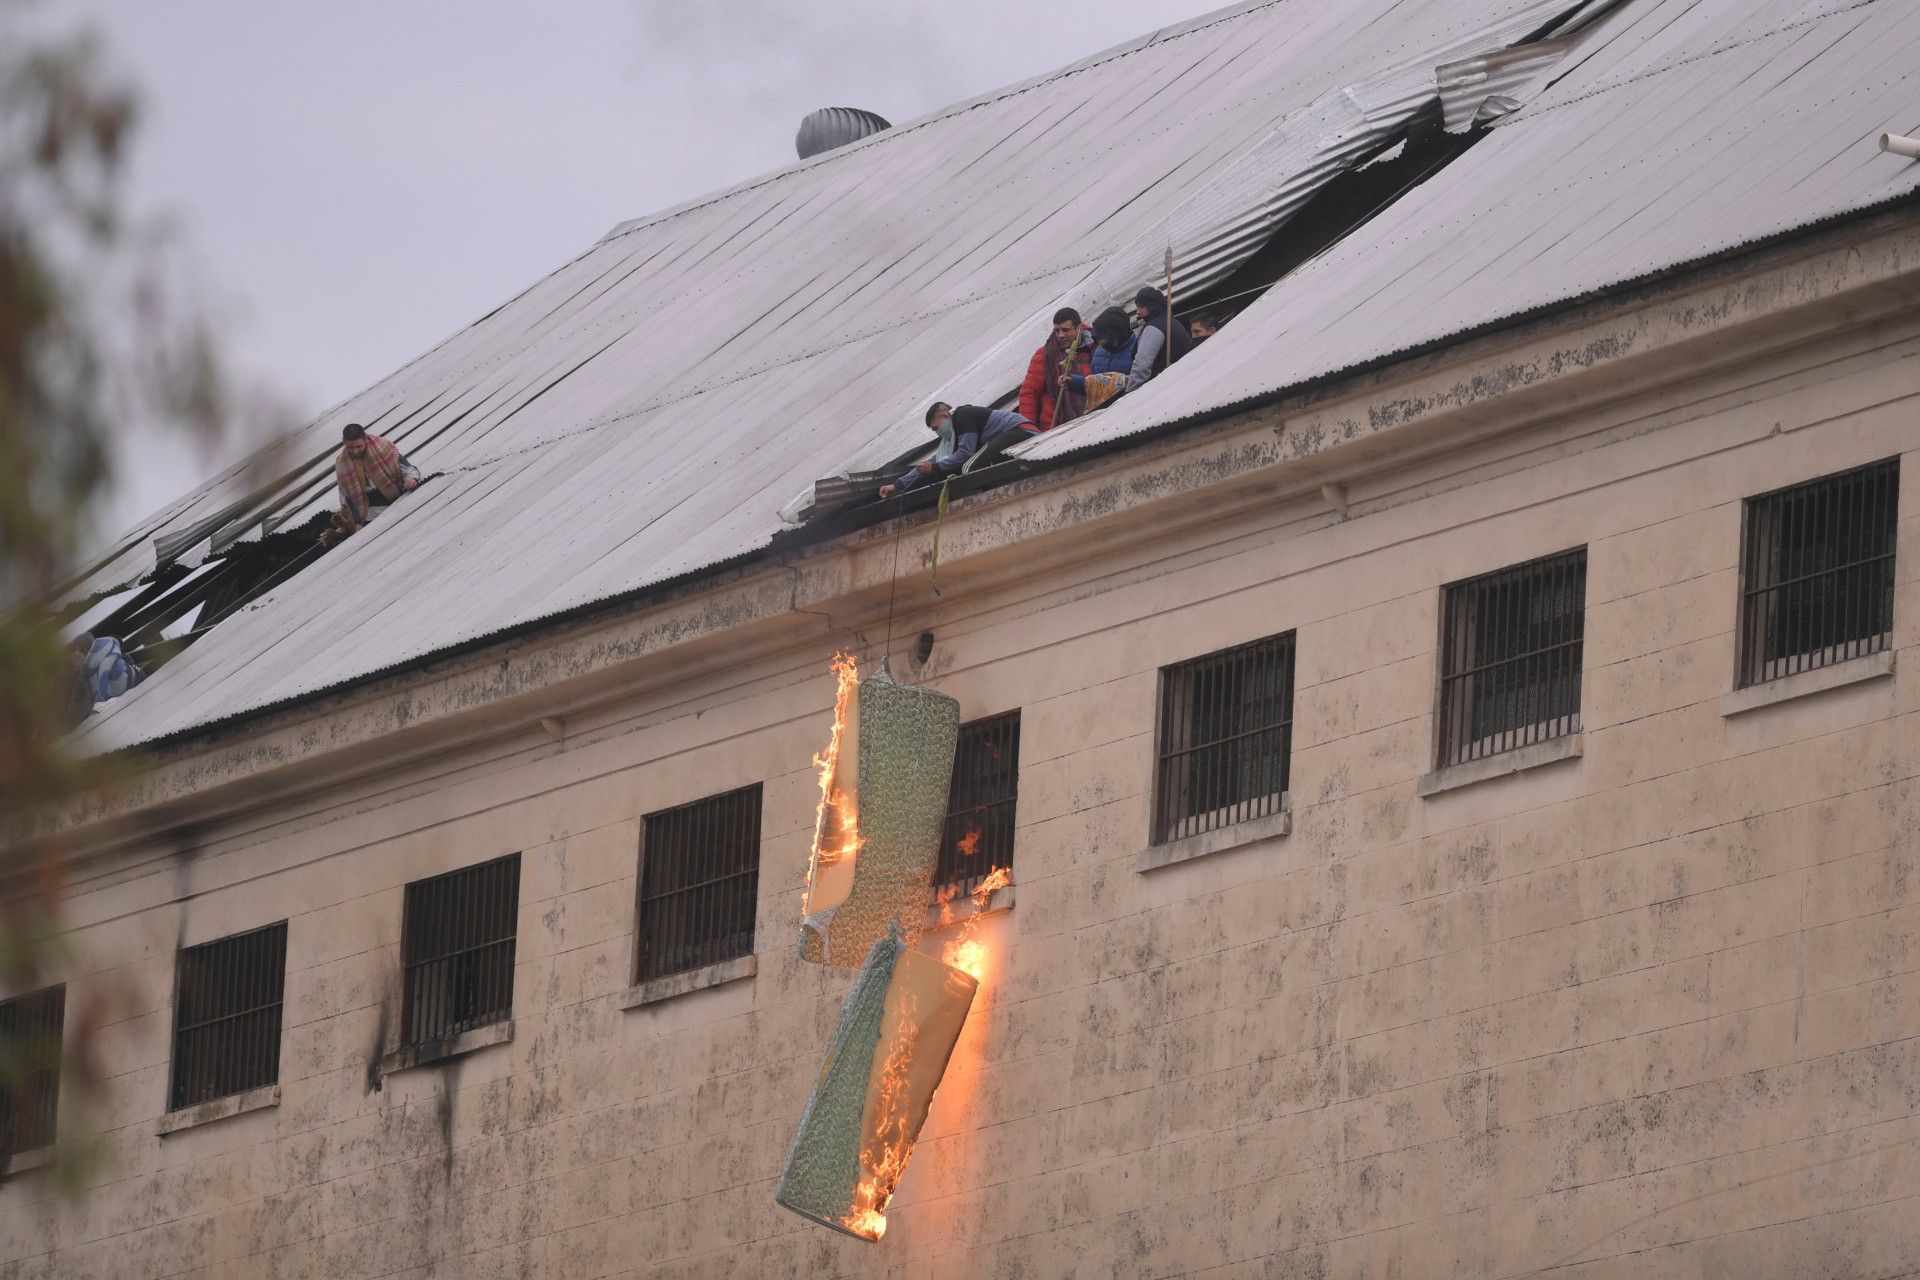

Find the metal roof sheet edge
[[1025, 189, 1920, 470]]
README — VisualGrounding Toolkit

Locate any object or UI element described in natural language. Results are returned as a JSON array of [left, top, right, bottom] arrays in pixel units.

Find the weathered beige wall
[[4, 292, 1919, 1277]]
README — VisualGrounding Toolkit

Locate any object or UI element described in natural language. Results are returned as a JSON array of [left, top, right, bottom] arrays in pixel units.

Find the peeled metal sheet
[[922, 0, 1607, 424], [1024, 0, 1920, 465], [800, 666, 959, 968], [1438, 37, 1579, 131], [776, 930, 978, 1240]]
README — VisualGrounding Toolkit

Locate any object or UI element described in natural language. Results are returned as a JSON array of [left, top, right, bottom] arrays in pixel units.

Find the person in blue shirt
[[879, 403, 1035, 498], [66, 632, 143, 723], [1088, 307, 1136, 377]]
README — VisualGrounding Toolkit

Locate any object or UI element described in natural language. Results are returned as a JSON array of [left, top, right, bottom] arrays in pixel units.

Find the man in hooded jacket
[[1126, 285, 1191, 391]]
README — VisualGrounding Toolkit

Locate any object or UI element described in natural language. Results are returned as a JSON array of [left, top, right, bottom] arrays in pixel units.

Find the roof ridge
[[593, 0, 1296, 247]]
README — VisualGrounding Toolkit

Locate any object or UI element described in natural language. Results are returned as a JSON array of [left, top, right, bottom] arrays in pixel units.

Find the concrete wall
[[5, 300, 1919, 1276]]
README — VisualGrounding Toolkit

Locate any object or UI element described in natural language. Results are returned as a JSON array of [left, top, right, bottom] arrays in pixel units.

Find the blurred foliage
[[0, 0, 232, 1190]]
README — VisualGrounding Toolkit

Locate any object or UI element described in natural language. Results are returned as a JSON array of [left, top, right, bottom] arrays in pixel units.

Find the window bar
[[639, 786, 761, 982], [402, 854, 519, 1047], [0, 986, 64, 1155], [935, 713, 1021, 898], [1153, 634, 1294, 844], [170, 922, 286, 1111], [1739, 459, 1898, 687], [1439, 549, 1585, 768]]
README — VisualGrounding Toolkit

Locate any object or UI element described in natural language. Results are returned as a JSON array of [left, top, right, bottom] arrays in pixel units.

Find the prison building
[[10, 0, 1920, 1275]]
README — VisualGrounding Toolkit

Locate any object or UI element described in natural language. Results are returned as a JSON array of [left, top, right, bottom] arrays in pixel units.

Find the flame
[[839, 867, 1008, 1241], [804, 653, 862, 911], [841, 989, 923, 1240], [941, 866, 1012, 983], [955, 828, 981, 858]]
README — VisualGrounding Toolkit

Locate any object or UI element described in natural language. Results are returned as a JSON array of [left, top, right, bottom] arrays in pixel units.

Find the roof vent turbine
[[796, 107, 891, 160]]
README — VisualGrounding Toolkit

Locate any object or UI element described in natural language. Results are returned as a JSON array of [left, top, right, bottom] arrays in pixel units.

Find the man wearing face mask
[[877, 402, 1035, 499]]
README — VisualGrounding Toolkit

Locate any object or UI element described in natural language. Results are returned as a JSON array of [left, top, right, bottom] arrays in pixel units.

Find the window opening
[[1437, 547, 1587, 768], [401, 854, 520, 1047], [1154, 632, 1296, 845], [1175, 102, 1478, 335], [1738, 459, 1899, 688], [0, 985, 64, 1155], [169, 922, 287, 1111], [636, 785, 762, 982], [935, 712, 1021, 898]]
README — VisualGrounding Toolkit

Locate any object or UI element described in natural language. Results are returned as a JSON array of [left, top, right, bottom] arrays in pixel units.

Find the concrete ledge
[[1418, 734, 1582, 799], [1138, 807, 1291, 873], [925, 882, 1015, 931], [5, 1145, 53, 1174], [379, 1019, 514, 1076], [620, 955, 756, 1010], [157, 1083, 279, 1136], [1720, 650, 1894, 717]]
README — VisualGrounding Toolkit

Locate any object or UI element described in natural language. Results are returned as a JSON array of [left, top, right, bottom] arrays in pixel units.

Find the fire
[[945, 938, 989, 983], [804, 652, 862, 913], [841, 881, 1004, 1242], [932, 881, 960, 929], [941, 866, 1012, 982], [955, 828, 981, 858], [841, 989, 923, 1241]]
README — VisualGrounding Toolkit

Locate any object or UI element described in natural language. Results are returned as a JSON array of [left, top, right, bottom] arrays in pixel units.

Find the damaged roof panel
[[77, 0, 1920, 751], [1025, 0, 1920, 464]]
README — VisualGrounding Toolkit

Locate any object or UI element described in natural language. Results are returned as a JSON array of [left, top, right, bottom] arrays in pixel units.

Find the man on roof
[[1126, 285, 1192, 391], [1057, 308, 1139, 416], [1089, 305, 1137, 379], [1018, 307, 1093, 431], [877, 403, 1036, 499], [333, 423, 420, 530]]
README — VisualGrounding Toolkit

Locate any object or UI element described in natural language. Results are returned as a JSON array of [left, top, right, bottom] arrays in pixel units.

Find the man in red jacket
[[1018, 307, 1093, 430]]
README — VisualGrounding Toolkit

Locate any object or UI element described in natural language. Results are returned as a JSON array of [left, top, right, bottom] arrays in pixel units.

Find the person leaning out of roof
[[333, 423, 421, 531], [1188, 311, 1223, 343], [1018, 307, 1093, 431], [1057, 307, 1138, 415], [877, 402, 1037, 499], [66, 632, 144, 725], [1126, 285, 1192, 391]]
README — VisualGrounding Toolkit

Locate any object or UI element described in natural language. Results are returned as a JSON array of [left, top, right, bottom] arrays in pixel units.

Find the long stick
[[1163, 244, 1176, 374], [1051, 323, 1075, 424]]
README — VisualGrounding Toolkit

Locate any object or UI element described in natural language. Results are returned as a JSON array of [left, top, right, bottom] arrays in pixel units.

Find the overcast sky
[[61, 0, 1226, 539]]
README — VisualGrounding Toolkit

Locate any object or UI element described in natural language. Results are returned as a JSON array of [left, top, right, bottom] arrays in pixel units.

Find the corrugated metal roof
[[77, 0, 1920, 751], [1025, 0, 1920, 463]]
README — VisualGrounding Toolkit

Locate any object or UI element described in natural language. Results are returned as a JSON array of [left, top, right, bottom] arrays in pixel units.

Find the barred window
[[1153, 633, 1296, 845], [170, 923, 287, 1111], [1739, 459, 1899, 688], [935, 711, 1020, 897], [0, 986, 63, 1154], [637, 784, 761, 982], [401, 854, 520, 1048], [1437, 547, 1586, 769]]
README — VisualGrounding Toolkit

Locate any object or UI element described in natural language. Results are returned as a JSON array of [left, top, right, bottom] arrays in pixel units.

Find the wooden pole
[[1051, 319, 1075, 425], [1163, 244, 1176, 375]]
